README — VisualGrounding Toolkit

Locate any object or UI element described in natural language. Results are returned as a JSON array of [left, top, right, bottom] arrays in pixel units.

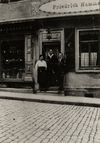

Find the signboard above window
[[0, 0, 100, 23], [39, 0, 100, 15]]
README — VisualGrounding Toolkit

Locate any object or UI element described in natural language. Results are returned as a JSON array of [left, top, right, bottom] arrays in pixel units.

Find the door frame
[[39, 28, 65, 57]]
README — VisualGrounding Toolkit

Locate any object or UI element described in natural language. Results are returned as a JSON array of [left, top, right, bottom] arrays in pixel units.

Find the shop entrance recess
[[39, 29, 64, 87]]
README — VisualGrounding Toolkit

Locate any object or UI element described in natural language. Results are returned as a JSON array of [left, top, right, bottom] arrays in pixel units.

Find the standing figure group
[[33, 49, 66, 93]]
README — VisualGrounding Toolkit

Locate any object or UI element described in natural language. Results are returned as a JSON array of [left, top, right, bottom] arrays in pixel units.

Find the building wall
[[64, 72, 100, 89], [62, 16, 100, 96], [64, 72, 100, 97], [0, 14, 100, 93], [37, 15, 100, 95]]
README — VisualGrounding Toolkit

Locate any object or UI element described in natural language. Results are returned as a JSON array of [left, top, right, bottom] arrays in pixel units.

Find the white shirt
[[35, 60, 47, 71], [48, 53, 54, 59], [34, 60, 47, 85]]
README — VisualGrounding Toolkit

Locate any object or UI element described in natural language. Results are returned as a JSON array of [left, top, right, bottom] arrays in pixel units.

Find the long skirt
[[38, 67, 47, 90]]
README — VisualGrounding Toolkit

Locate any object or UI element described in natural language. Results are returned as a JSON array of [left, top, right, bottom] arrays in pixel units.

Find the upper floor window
[[76, 29, 100, 72]]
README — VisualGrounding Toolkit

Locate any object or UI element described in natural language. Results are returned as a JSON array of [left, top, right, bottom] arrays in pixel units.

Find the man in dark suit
[[57, 52, 66, 93], [46, 49, 58, 87]]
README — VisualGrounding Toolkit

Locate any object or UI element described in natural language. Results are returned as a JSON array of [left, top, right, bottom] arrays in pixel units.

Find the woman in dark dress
[[35, 55, 47, 91]]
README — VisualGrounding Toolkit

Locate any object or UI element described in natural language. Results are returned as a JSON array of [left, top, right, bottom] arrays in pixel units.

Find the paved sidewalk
[[0, 99, 100, 143], [0, 89, 100, 107]]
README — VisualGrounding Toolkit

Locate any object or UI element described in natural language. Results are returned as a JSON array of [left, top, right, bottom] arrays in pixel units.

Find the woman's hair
[[39, 54, 43, 59]]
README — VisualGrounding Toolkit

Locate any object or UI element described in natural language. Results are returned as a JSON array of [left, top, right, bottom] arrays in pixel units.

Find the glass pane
[[90, 52, 97, 66], [79, 30, 99, 41], [81, 53, 89, 67]]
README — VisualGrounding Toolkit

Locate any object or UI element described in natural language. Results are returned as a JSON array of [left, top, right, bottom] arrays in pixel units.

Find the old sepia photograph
[[0, 0, 99, 142]]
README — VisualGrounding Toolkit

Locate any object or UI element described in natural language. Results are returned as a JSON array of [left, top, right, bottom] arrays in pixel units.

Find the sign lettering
[[39, 0, 100, 14]]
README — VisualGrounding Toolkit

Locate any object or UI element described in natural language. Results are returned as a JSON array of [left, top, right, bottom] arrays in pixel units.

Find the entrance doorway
[[40, 29, 64, 88], [42, 41, 61, 87], [42, 41, 61, 60]]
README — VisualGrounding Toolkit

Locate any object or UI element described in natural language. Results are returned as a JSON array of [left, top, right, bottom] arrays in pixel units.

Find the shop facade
[[0, 0, 100, 96]]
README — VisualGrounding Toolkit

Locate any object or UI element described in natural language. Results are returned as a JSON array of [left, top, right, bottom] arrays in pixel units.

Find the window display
[[1, 40, 25, 79]]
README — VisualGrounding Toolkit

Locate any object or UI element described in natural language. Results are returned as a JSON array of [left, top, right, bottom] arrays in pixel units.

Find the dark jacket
[[57, 58, 66, 75], [47, 54, 58, 73]]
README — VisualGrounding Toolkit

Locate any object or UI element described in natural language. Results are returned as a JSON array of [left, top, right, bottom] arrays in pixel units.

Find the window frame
[[75, 28, 100, 73]]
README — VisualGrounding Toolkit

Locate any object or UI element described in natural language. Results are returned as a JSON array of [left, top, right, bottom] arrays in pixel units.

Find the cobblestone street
[[0, 99, 100, 143]]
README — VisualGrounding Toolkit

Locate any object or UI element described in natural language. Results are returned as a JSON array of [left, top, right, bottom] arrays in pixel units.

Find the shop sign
[[39, 0, 100, 14], [42, 32, 61, 41]]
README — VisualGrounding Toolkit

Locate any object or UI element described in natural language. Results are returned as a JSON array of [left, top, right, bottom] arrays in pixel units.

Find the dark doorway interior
[[42, 41, 61, 87], [42, 41, 61, 60]]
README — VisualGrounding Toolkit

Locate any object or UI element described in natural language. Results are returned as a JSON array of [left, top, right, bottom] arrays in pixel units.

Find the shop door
[[42, 41, 61, 87], [42, 42, 60, 60], [40, 29, 64, 87]]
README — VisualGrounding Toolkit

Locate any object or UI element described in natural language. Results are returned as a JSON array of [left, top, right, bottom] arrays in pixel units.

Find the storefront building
[[0, 0, 100, 96]]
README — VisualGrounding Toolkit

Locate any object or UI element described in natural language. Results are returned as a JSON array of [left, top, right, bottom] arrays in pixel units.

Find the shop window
[[1, 40, 25, 79], [76, 29, 100, 72]]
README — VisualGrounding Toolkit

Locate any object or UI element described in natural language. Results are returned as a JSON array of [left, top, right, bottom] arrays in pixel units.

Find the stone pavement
[[0, 99, 100, 143], [0, 89, 100, 107]]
